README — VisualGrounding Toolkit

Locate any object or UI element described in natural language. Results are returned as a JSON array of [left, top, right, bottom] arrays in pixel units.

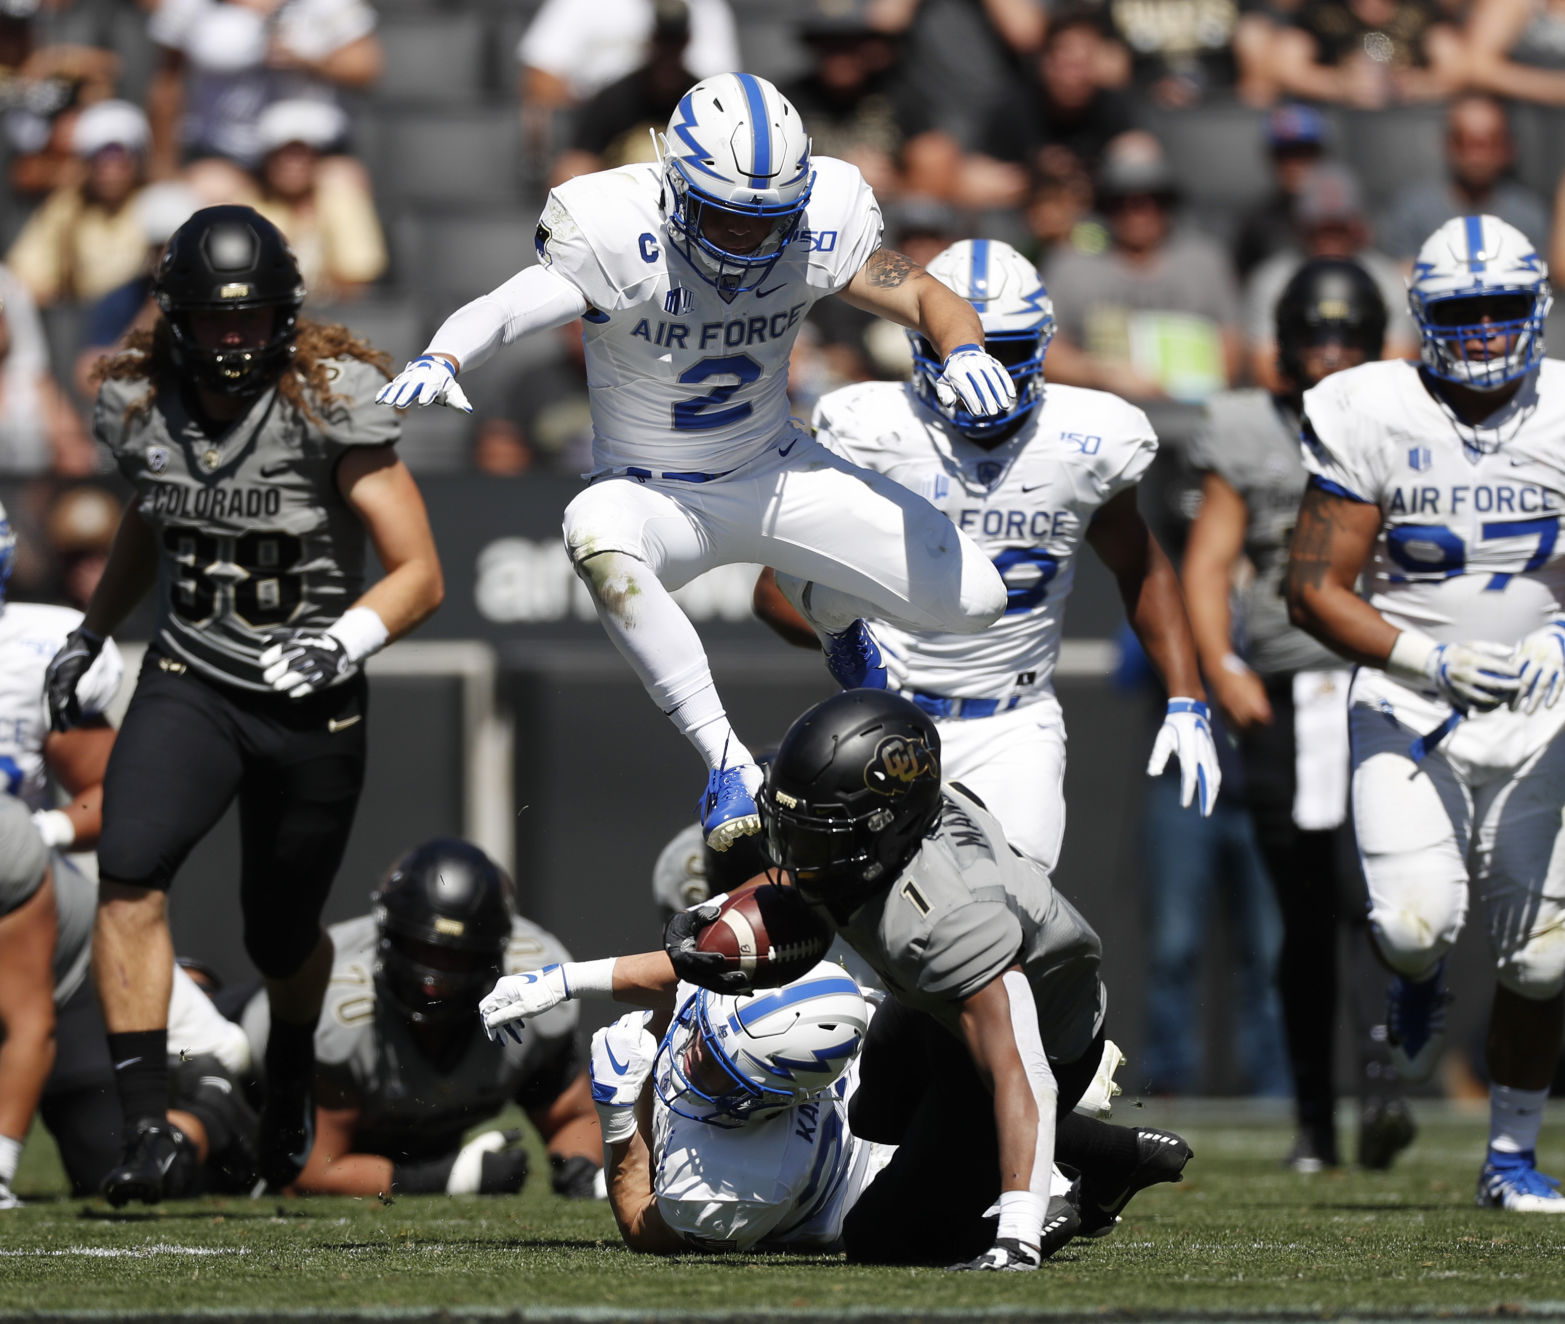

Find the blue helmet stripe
[[969, 239, 991, 304], [735, 975, 861, 1028], [734, 72, 771, 188], [1464, 214, 1487, 273]]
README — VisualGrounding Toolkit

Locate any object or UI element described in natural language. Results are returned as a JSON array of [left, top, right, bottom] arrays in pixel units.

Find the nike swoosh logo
[[778, 439, 798, 457], [604, 1041, 630, 1074], [1020, 483, 1048, 493], [328, 714, 363, 733], [259, 462, 290, 478], [113, 1057, 143, 1070], [756, 283, 786, 298]]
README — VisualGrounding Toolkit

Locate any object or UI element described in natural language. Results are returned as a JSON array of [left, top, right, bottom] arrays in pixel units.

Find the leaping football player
[[377, 72, 1012, 853], [754, 237, 1221, 866], [1285, 214, 1565, 1212]]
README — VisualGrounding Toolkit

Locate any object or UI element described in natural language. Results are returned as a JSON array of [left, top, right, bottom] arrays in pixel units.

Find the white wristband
[[1386, 629, 1438, 684], [596, 1102, 640, 1146], [995, 1189, 1045, 1248], [326, 606, 390, 664], [1219, 652, 1251, 677], [561, 958, 617, 998], [32, 809, 75, 851], [0, 1134, 22, 1185]]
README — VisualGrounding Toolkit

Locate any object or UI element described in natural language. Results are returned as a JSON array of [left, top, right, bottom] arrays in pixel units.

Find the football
[[696, 878, 833, 989]]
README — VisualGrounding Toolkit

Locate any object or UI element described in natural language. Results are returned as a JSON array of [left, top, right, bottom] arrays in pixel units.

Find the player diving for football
[[376, 71, 1013, 853], [42, 205, 444, 1205], [1182, 258, 1412, 1174], [753, 237, 1221, 867], [480, 691, 1190, 1270], [241, 838, 605, 1201], [1285, 215, 1565, 1212]]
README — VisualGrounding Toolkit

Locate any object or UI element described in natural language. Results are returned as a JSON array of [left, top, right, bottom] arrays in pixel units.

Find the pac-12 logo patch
[[147, 446, 168, 474], [864, 734, 939, 796], [665, 287, 694, 316], [1408, 445, 1432, 471]]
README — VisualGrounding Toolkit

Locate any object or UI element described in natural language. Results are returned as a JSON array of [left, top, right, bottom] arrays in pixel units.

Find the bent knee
[[1369, 904, 1457, 978], [1496, 923, 1565, 1000]]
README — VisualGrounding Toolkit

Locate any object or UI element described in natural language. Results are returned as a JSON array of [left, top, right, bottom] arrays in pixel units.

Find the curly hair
[[93, 318, 394, 427]]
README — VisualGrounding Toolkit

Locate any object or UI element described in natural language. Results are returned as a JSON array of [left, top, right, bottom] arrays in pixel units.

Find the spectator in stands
[[72, 181, 199, 398], [146, 0, 381, 192], [1259, 0, 1464, 106], [1042, 132, 1243, 403], [0, 265, 92, 475], [549, 0, 696, 186], [6, 100, 149, 308], [44, 484, 121, 610], [1243, 161, 1416, 389], [1077, 0, 1255, 106], [1233, 103, 1329, 279], [0, 0, 122, 204], [957, 15, 1134, 211], [1377, 94, 1550, 263], [782, 0, 921, 202], [249, 100, 386, 301], [1465, 0, 1565, 107], [516, 0, 739, 179]]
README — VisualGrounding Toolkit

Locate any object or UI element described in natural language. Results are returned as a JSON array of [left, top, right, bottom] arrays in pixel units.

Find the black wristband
[[392, 1153, 457, 1194]]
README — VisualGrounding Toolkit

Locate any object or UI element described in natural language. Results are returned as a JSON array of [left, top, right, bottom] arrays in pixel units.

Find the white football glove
[[480, 964, 570, 1044], [259, 630, 352, 698], [590, 1013, 659, 1144], [1512, 619, 1565, 716], [1389, 630, 1522, 713], [375, 355, 473, 413], [445, 1130, 514, 1195], [934, 344, 1016, 419], [1146, 698, 1220, 817]]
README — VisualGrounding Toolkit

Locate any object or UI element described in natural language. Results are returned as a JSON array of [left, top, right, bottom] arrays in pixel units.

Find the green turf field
[[6, 1101, 1565, 1320]]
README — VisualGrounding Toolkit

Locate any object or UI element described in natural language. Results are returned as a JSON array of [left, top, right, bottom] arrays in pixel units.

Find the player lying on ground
[[44, 205, 443, 1204], [754, 238, 1220, 864], [377, 71, 1016, 854], [241, 838, 603, 1200], [482, 691, 1190, 1270], [1285, 214, 1565, 1212]]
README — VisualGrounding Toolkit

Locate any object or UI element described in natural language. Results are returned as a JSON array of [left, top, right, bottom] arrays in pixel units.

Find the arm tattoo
[[861, 246, 917, 289], [1285, 483, 1345, 596]]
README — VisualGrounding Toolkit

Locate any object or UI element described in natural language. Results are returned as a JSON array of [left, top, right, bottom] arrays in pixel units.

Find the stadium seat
[[734, 17, 811, 86], [307, 297, 422, 363], [369, 107, 526, 209], [1507, 103, 1565, 205], [1151, 105, 1273, 212], [373, 11, 494, 105], [395, 209, 537, 309], [1335, 106, 1446, 212]]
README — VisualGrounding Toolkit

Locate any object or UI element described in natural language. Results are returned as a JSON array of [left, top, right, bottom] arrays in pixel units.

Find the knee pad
[[1496, 923, 1565, 1000], [562, 488, 645, 565], [1368, 904, 1456, 978]]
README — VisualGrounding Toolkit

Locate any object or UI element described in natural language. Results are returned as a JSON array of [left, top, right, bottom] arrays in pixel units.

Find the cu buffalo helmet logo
[[864, 734, 939, 796]]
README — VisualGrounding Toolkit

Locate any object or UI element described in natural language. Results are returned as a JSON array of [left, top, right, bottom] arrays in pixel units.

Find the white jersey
[[816, 380, 1157, 702], [1302, 359, 1565, 647], [652, 983, 885, 1251], [534, 158, 882, 473], [0, 602, 123, 811]]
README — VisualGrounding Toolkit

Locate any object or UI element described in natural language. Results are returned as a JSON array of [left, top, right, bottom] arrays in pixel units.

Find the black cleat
[[1283, 1127, 1340, 1174], [1358, 1096, 1417, 1171], [1076, 1127, 1192, 1237], [257, 1079, 315, 1193], [1039, 1191, 1081, 1261], [101, 1120, 195, 1207]]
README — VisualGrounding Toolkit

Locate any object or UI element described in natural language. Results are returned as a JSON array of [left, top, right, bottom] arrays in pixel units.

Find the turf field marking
[[0, 1244, 248, 1258]]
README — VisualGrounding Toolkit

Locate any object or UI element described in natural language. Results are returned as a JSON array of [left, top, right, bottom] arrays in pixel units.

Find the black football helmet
[[1275, 256, 1386, 392], [155, 204, 306, 396], [759, 690, 942, 916], [371, 838, 514, 1028]]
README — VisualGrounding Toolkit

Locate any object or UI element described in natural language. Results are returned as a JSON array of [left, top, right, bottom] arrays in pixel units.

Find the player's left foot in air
[[1385, 960, 1450, 1084], [257, 1076, 315, 1193], [1077, 1127, 1193, 1237], [822, 620, 888, 690], [700, 761, 765, 851], [1357, 1095, 1416, 1171], [1477, 1149, 1565, 1212]]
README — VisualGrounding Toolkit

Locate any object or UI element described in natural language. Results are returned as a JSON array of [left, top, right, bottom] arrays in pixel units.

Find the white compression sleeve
[[424, 264, 591, 373], [1002, 969, 1058, 1201]]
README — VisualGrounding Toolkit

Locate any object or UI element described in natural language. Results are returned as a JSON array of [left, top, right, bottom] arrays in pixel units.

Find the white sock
[[1489, 1083, 1548, 1155]]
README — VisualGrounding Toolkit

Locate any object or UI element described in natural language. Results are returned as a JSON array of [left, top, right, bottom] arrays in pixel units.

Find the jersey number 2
[[993, 547, 1061, 614], [672, 355, 762, 432]]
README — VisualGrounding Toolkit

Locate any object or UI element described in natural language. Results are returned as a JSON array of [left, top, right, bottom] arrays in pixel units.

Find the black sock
[[1056, 1113, 1141, 1184], [264, 1016, 317, 1091], [107, 1029, 169, 1131]]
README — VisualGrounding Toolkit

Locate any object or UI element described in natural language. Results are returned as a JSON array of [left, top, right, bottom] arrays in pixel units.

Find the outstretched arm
[[839, 247, 980, 358]]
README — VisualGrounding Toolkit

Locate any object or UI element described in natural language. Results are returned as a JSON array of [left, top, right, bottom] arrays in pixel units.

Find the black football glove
[[45, 627, 104, 732], [662, 897, 753, 994], [259, 629, 352, 698], [478, 1144, 530, 1195], [950, 1237, 1043, 1272], [549, 1152, 602, 1200]]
